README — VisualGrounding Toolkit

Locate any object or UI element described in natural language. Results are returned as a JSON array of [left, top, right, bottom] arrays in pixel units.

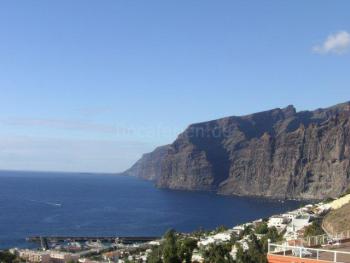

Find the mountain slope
[[124, 102, 350, 200], [122, 145, 170, 180], [323, 201, 350, 235]]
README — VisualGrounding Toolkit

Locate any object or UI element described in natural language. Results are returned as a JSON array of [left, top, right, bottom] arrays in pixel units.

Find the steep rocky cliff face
[[122, 145, 170, 180], [125, 102, 350, 200]]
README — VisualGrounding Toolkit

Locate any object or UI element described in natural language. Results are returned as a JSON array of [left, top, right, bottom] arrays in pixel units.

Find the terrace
[[268, 242, 350, 262], [267, 230, 350, 263]]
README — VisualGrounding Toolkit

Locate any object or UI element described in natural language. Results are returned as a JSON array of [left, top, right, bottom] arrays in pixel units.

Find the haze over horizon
[[0, 0, 350, 173]]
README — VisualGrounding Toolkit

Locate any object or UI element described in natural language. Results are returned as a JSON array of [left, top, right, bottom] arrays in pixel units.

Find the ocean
[[0, 171, 303, 249]]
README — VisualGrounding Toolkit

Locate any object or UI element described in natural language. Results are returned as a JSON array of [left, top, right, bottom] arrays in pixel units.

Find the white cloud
[[313, 31, 350, 54]]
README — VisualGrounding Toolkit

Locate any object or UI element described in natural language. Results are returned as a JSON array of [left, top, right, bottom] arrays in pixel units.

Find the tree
[[304, 221, 325, 237], [230, 233, 238, 245], [0, 251, 17, 263], [239, 225, 253, 239], [147, 247, 163, 263], [246, 234, 267, 263], [265, 227, 282, 242], [177, 238, 197, 263], [162, 229, 181, 263], [203, 244, 233, 263], [259, 226, 284, 252], [235, 243, 249, 263], [215, 225, 228, 233], [255, 222, 269, 235], [192, 227, 208, 239], [235, 234, 268, 263]]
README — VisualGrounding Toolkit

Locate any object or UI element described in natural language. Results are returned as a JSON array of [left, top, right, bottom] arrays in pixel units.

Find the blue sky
[[0, 0, 349, 172]]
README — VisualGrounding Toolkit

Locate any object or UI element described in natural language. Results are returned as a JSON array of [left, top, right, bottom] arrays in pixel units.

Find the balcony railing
[[268, 243, 350, 262], [289, 229, 350, 248], [329, 230, 350, 240]]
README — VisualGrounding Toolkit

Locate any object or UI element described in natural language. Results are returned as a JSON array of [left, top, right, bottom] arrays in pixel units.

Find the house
[[198, 231, 232, 247], [212, 232, 232, 242], [18, 249, 51, 263], [281, 213, 297, 221], [103, 251, 121, 262], [268, 216, 288, 229], [50, 251, 80, 263], [232, 223, 252, 236], [191, 250, 204, 263], [198, 236, 215, 246], [79, 259, 100, 263], [287, 214, 311, 233]]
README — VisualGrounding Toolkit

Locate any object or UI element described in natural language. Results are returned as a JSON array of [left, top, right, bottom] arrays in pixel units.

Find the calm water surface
[[0, 171, 303, 249]]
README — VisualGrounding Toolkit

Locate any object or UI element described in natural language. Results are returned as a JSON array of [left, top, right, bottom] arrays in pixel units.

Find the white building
[[268, 216, 288, 229], [18, 249, 51, 263], [198, 236, 215, 246], [287, 214, 311, 232], [212, 232, 232, 242], [50, 251, 80, 263], [232, 223, 252, 236], [281, 213, 297, 221], [191, 250, 204, 263], [148, 240, 161, 246], [79, 259, 100, 263], [198, 231, 232, 247]]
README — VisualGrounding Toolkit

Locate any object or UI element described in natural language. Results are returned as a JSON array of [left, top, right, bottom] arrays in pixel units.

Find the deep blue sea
[[0, 171, 303, 249]]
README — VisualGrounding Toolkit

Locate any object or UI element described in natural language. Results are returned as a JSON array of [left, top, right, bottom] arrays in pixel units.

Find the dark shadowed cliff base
[[123, 101, 350, 200]]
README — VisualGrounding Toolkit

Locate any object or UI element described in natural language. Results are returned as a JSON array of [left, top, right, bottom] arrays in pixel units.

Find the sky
[[0, 0, 349, 173]]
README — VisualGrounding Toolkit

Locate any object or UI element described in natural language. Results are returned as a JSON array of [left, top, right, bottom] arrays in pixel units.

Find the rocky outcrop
[[122, 145, 170, 180], [125, 102, 350, 200]]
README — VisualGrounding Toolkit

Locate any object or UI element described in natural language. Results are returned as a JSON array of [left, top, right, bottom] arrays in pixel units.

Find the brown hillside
[[323, 203, 350, 235]]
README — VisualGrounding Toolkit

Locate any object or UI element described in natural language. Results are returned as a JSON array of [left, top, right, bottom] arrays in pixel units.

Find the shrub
[[304, 221, 325, 237], [255, 222, 269, 235]]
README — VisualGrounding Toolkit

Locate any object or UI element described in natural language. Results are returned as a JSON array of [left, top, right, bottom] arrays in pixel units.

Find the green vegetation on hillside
[[304, 221, 325, 237], [255, 222, 269, 235], [147, 230, 198, 263], [0, 251, 17, 263], [145, 225, 284, 263], [203, 243, 233, 263]]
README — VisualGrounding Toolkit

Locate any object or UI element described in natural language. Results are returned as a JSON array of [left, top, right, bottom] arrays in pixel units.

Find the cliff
[[124, 102, 350, 200], [122, 145, 170, 180]]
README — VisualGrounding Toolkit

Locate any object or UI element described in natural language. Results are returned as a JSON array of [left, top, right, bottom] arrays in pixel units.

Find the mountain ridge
[[122, 101, 350, 200]]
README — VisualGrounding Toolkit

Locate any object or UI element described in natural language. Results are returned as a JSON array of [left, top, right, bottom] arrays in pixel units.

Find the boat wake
[[28, 199, 62, 207]]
